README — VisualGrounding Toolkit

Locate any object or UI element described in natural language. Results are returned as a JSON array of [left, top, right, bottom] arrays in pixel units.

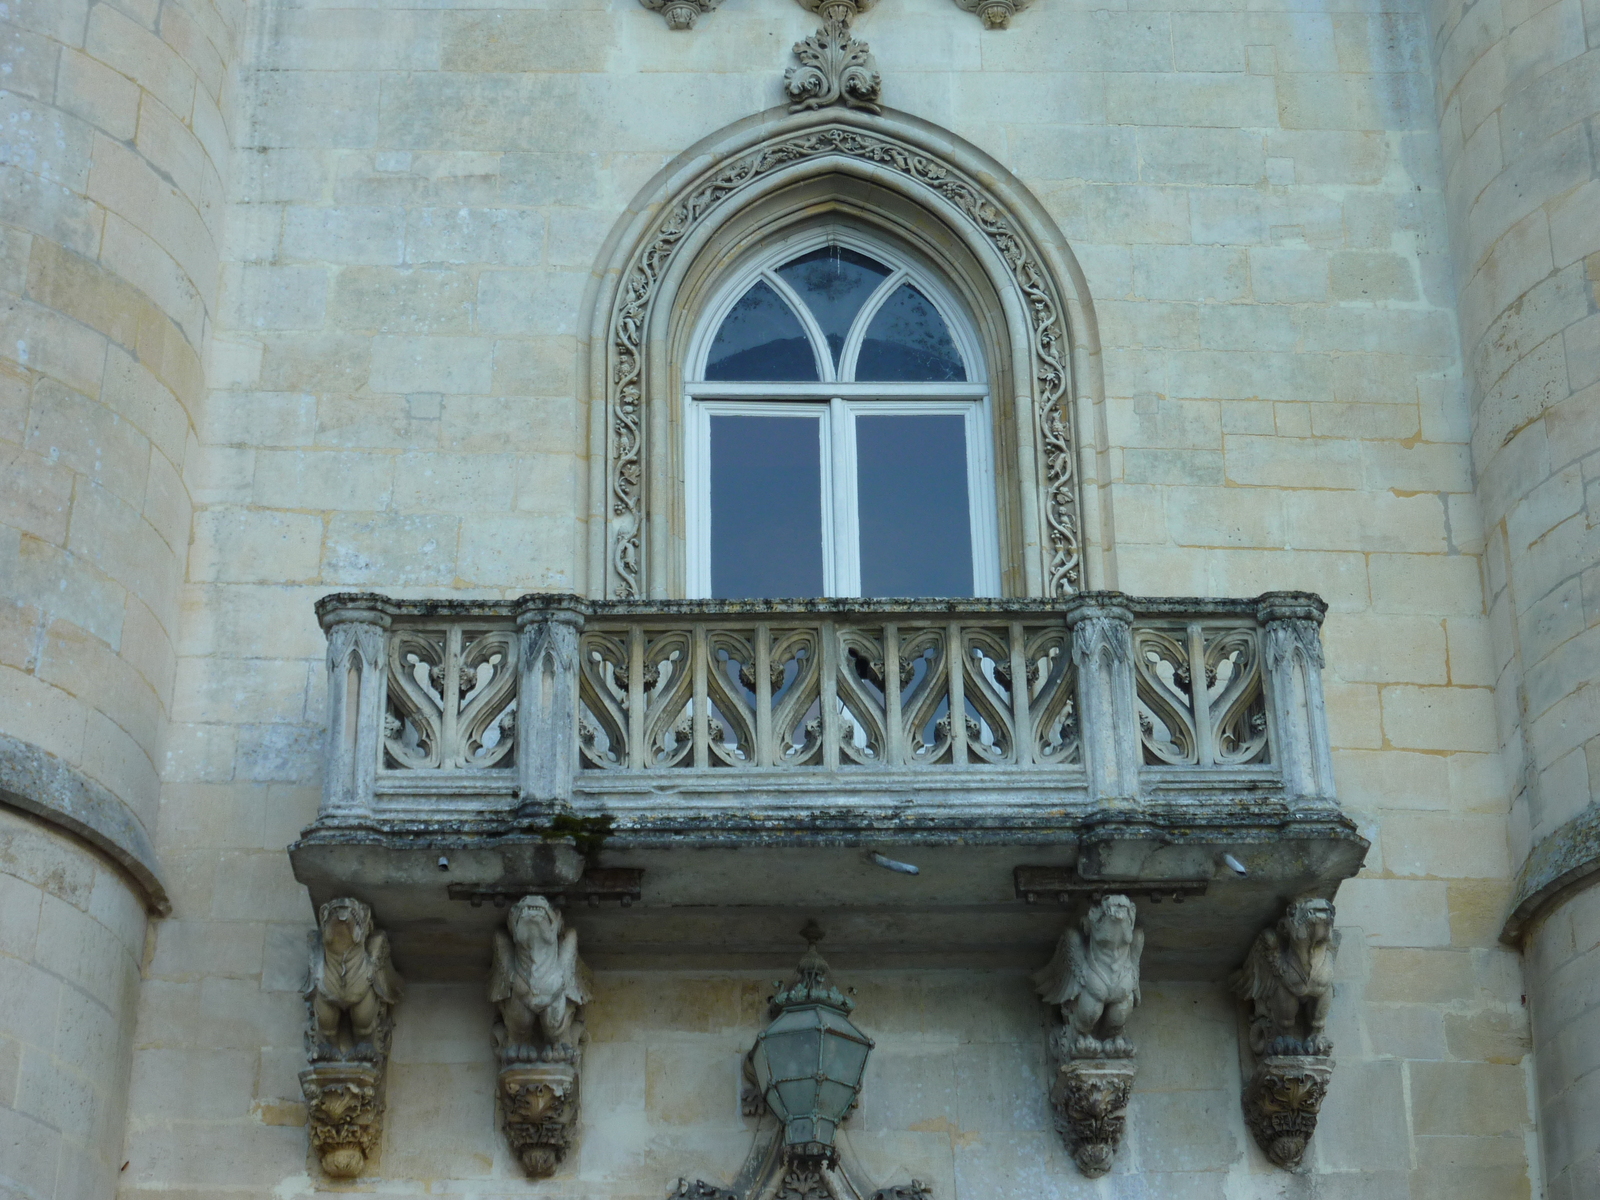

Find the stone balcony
[[291, 592, 1367, 976]]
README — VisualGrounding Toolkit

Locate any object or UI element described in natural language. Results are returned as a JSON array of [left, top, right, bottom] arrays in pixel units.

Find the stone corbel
[[1232, 896, 1337, 1170], [301, 897, 404, 1179], [639, 0, 721, 30], [951, 0, 1031, 29], [489, 895, 593, 1177], [1033, 895, 1143, 1176], [786, 0, 882, 114]]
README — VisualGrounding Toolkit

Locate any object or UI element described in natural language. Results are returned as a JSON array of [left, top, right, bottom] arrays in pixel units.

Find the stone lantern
[[748, 923, 873, 1161]]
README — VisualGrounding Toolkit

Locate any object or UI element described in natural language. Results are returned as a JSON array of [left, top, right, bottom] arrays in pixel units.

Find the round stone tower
[[0, 0, 234, 1193], [1429, 1, 1600, 1194]]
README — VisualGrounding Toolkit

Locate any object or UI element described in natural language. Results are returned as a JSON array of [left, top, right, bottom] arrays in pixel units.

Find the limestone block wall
[[0, 0, 240, 874], [125, 0, 1537, 1194], [0, 807, 148, 1200]]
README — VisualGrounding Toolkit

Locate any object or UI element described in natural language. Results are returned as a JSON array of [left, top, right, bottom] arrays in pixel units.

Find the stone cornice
[[0, 732, 171, 915], [1503, 803, 1600, 943]]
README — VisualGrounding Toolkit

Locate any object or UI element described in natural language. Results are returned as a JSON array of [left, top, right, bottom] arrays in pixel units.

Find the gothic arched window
[[683, 232, 1000, 599]]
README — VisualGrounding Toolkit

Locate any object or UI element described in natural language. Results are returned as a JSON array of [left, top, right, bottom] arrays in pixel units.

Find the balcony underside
[[290, 791, 1366, 979]]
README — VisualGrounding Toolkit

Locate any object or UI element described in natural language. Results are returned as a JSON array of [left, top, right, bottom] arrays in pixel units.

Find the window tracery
[[596, 116, 1093, 601], [685, 232, 997, 599]]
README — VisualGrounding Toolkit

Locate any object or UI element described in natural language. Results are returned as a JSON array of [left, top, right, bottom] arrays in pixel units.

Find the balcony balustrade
[[294, 592, 1366, 973]]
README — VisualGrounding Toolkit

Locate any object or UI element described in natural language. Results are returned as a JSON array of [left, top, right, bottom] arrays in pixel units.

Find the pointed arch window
[[685, 235, 1000, 600]]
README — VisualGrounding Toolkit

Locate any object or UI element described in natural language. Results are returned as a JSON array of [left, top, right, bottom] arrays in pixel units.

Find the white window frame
[[684, 229, 1000, 600]]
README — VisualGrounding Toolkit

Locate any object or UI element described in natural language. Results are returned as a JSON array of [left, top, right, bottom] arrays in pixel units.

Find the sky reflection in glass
[[776, 247, 890, 373], [855, 414, 973, 597], [706, 281, 818, 381], [710, 414, 825, 598], [855, 285, 966, 382]]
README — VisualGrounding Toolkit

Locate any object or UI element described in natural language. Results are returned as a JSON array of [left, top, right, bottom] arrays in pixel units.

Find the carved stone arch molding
[[580, 106, 1109, 600]]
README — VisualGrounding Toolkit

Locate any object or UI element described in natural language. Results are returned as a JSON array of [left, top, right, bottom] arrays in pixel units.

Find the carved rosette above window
[[640, 0, 721, 30], [952, 0, 1031, 28], [604, 121, 1084, 600]]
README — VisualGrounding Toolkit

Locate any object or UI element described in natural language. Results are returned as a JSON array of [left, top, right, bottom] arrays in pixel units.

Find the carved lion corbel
[[1033, 894, 1143, 1176], [300, 897, 404, 1179], [489, 895, 594, 1177], [1231, 895, 1338, 1170]]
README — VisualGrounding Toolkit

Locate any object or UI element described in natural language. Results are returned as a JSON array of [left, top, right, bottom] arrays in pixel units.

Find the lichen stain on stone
[[253, 1099, 308, 1127]]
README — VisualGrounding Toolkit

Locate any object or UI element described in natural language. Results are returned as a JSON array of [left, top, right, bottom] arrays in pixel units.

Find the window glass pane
[[855, 414, 974, 597], [711, 414, 825, 598], [854, 285, 966, 382], [706, 281, 819, 381], [776, 247, 890, 372]]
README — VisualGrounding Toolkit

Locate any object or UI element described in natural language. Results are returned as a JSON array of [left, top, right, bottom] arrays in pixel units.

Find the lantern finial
[[771, 921, 853, 1015]]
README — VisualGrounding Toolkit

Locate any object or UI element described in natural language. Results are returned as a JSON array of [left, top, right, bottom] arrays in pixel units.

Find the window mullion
[[830, 396, 859, 598]]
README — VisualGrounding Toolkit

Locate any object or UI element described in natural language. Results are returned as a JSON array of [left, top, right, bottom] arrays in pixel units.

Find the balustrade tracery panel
[[314, 593, 1333, 825], [383, 625, 519, 771], [1133, 622, 1269, 769], [575, 616, 1082, 773]]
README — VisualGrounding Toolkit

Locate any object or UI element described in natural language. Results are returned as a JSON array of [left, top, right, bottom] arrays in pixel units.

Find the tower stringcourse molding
[[292, 590, 1365, 1179]]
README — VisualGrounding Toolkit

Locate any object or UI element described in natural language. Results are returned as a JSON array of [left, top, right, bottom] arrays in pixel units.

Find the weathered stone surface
[[1, 0, 1578, 1193]]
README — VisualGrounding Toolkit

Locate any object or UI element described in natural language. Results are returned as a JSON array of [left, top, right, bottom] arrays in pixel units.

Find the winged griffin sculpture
[[489, 895, 593, 1060], [305, 897, 404, 1061], [1232, 895, 1335, 1057], [1034, 893, 1144, 1059]]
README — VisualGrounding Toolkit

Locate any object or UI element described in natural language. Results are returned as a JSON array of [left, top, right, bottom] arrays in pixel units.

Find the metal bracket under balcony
[[290, 592, 1366, 977]]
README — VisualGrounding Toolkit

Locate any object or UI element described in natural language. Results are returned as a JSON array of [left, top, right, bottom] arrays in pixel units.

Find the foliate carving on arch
[[606, 126, 1082, 599]]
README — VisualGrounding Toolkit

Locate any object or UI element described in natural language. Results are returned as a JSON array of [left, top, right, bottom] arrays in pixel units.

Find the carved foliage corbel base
[[1241, 1054, 1332, 1171], [500, 1060, 580, 1178], [640, 0, 721, 29], [953, 0, 1031, 28], [1050, 1058, 1135, 1178], [300, 1061, 384, 1179]]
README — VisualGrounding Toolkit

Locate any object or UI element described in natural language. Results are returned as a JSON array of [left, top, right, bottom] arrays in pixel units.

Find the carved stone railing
[[312, 592, 1336, 837]]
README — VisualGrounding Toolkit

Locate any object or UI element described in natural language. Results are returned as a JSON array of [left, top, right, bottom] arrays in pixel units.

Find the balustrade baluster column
[[319, 606, 390, 823], [691, 625, 710, 770], [1257, 592, 1334, 807], [1008, 619, 1030, 764], [1067, 598, 1139, 806], [515, 600, 585, 818], [947, 621, 968, 766], [884, 622, 904, 767], [755, 624, 774, 768], [820, 619, 841, 770]]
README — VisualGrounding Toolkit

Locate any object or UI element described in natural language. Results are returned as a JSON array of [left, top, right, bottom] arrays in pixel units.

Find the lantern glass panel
[[819, 1029, 870, 1083], [775, 1077, 820, 1118], [816, 1078, 857, 1119]]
